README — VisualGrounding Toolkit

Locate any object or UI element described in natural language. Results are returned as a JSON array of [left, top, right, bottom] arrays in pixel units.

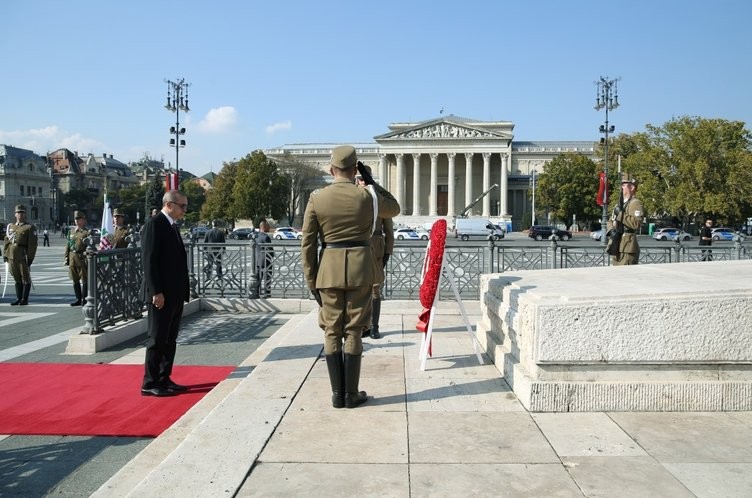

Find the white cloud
[[265, 120, 292, 135], [196, 106, 239, 134], [0, 126, 105, 154]]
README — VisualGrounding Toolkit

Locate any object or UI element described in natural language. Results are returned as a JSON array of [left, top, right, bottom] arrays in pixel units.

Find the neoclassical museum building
[[265, 115, 597, 229]]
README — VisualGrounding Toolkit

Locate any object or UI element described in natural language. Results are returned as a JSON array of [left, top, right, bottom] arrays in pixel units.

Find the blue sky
[[2, 0, 750, 178]]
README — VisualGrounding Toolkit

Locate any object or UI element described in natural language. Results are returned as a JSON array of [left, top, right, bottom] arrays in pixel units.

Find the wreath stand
[[418, 248, 484, 372]]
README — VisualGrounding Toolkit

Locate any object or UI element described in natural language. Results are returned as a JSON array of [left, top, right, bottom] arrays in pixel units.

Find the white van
[[454, 218, 505, 241]]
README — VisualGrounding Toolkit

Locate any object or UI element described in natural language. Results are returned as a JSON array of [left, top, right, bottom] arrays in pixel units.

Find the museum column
[[482, 152, 491, 216], [378, 154, 387, 186], [464, 152, 474, 214], [396, 153, 405, 211], [412, 153, 422, 215], [429, 153, 438, 216], [447, 152, 456, 217], [500, 152, 509, 216]]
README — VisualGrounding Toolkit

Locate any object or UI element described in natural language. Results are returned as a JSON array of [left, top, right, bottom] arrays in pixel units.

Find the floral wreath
[[416, 219, 447, 355]]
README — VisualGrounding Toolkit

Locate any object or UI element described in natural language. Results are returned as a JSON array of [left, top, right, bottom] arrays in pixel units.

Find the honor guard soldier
[[608, 174, 644, 266], [112, 209, 129, 248], [65, 211, 91, 305], [356, 165, 394, 340], [3, 204, 38, 305], [301, 145, 400, 409]]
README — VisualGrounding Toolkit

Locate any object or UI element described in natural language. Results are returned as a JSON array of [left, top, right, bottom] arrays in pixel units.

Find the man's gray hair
[[162, 189, 185, 205]]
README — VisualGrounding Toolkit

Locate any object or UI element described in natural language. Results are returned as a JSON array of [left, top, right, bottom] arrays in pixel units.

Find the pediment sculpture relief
[[393, 124, 496, 140]]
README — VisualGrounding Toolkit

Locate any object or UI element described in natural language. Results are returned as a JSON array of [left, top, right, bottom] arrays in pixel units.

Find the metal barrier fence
[[81, 234, 751, 333]]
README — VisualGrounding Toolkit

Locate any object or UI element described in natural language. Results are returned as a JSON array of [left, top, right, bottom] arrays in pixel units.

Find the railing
[[81, 233, 752, 333]]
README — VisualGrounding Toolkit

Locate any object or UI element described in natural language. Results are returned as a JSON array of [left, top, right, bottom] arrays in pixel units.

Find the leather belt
[[372, 231, 383, 236], [623, 228, 636, 234], [321, 241, 370, 249]]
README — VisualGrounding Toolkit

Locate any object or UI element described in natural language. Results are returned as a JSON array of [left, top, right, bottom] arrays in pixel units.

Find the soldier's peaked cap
[[620, 172, 638, 186], [14, 204, 26, 213], [113, 208, 125, 217], [74, 210, 86, 219], [330, 145, 358, 169]]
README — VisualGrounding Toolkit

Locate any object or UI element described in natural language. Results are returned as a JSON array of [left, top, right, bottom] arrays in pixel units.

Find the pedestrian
[[699, 218, 713, 261], [3, 204, 38, 305], [356, 165, 394, 339], [203, 220, 226, 279], [42, 229, 50, 247], [301, 145, 400, 409], [140, 190, 190, 397], [255, 220, 274, 296], [608, 174, 644, 266], [64, 211, 90, 306], [112, 209, 130, 249]]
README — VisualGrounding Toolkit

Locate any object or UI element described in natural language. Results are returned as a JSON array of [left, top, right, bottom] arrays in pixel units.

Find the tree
[[616, 117, 752, 227], [144, 174, 164, 217], [114, 182, 149, 224], [276, 153, 324, 225], [180, 180, 207, 226], [201, 160, 238, 225], [62, 188, 95, 222], [231, 151, 288, 224], [535, 153, 602, 229]]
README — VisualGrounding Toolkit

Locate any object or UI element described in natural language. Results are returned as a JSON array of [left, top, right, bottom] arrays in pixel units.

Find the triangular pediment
[[375, 116, 513, 142]]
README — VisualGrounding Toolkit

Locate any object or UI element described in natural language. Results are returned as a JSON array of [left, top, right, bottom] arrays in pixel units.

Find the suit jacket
[[301, 178, 400, 290], [141, 212, 189, 302]]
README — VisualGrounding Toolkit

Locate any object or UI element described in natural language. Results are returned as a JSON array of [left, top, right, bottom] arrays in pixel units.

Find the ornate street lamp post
[[594, 76, 620, 246], [164, 78, 190, 189]]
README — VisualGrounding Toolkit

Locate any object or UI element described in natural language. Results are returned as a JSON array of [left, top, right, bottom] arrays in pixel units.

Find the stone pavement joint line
[[94, 301, 752, 497]]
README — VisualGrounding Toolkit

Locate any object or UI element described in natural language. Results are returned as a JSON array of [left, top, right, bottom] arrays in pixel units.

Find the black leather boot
[[10, 284, 23, 306], [325, 353, 345, 408], [70, 282, 82, 306], [370, 298, 381, 339], [344, 353, 368, 408], [19, 283, 31, 305]]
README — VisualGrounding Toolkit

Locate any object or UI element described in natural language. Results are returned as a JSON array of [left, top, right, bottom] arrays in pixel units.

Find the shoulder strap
[[366, 185, 378, 235]]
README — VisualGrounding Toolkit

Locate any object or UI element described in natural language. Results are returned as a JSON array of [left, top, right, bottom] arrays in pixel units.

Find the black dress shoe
[[141, 386, 176, 397], [70, 300, 82, 306], [163, 379, 188, 392]]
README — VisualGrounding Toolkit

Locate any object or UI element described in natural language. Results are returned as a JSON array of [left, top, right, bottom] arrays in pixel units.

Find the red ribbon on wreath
[[416, 219, 447, 356]]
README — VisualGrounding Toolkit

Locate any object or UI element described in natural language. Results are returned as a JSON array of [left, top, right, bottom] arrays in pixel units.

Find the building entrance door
[[437, 185, 448, 215]]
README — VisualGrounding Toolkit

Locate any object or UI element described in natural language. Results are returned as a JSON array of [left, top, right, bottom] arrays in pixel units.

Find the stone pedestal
[[476, 260, 752, 411]]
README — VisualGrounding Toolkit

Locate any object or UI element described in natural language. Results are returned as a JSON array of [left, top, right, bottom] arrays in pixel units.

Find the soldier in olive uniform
[[112, 209, 130, 249], [3, 204, 38, 305], [356, 165, 394, 340], [65, 211, 91, 305], [608, 175, 644, 266], [301, 145, 400, 409]]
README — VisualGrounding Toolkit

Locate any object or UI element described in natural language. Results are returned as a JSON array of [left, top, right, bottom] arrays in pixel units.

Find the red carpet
[[0, 363, 235, 437]]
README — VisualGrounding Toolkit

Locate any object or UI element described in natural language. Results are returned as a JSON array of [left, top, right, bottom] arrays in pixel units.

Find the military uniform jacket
[[3, 222, 38, 264], [65, 227, 91, 268], [113, 226, 130, 249], [609, 197, 644, 254], [301, 178, 400, 290]]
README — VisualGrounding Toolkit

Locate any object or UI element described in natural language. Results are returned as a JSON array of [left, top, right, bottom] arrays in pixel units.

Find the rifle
[[606, 177, 625, 257]]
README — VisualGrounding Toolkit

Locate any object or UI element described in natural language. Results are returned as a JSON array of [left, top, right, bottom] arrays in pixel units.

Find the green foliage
[[144, 174, 164, 217], [201, 160, 238, 223], [111, 182, 148, 224], [62, 188, 95, 221], [535, 153, 602, 228], [180, 180, 207, 226], [616, 116, 752, 226], [230, 151, 288, 224]]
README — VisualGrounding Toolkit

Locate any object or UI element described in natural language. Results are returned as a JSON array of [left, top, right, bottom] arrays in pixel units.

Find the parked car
[[590, 229, 604, 241], [711, 227, 735, 241], [454, 218, 505, 241], [652, 228, 691, 241], [413, 227, 430, 240], [528, 225, 572, 241], [394, 228, 421, 240], [229, 227, 255, 240], [186, 226, 210, 239], [273, 227, 302, 240]]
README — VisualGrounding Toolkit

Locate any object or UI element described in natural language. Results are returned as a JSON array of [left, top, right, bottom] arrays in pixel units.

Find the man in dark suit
[[140, 190, 190, 397]]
